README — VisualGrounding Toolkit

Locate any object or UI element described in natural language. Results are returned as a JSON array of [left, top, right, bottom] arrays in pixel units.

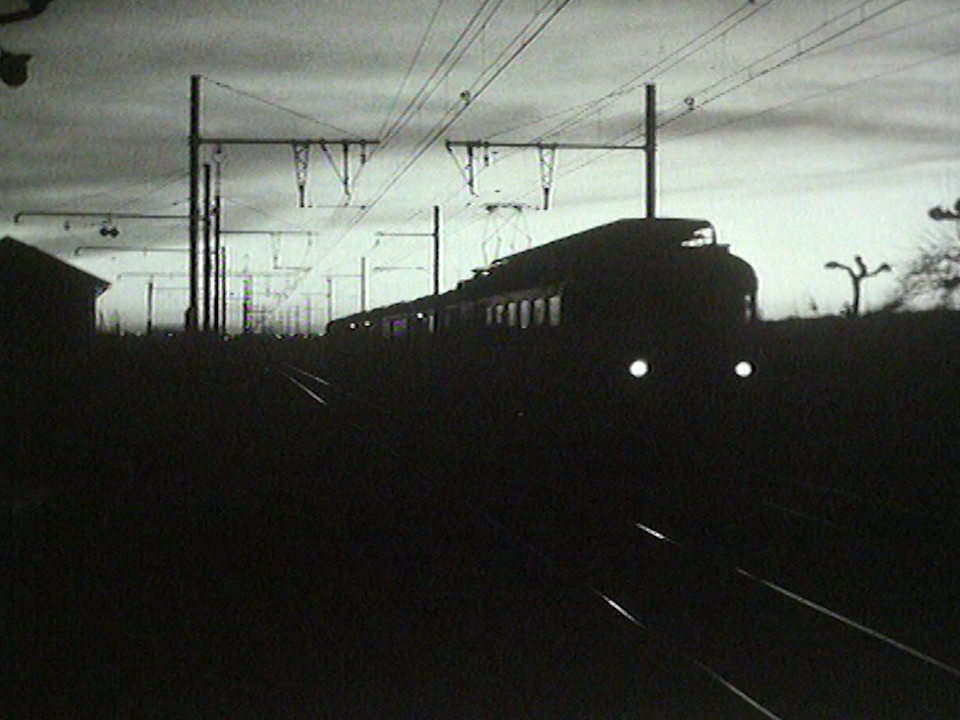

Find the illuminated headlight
[[733, 360, 754, 378], [628, 359, 650, 378]]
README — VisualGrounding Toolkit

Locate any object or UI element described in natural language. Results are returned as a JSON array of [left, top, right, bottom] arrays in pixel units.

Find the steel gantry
[[446, 84, 658, 216], [187, 74, 380, 332]]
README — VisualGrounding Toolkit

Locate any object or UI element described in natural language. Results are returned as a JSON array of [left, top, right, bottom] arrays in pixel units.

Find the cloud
[[664, 67, 959, 153]]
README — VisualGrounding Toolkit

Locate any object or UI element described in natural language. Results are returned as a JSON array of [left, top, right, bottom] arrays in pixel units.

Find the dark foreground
[[3, 331, 959, 718]]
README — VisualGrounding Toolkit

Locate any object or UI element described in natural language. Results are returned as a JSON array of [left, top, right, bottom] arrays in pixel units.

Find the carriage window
[[495, 304, 505, 325], [507, 302, 518, 327], [485, 306, 494, 326], [548, 295, 562, 326], [533, 297, 546, 326], [519, 299, 532, 329], [381, 319, 391, 338], [391, 318, 407, 338]]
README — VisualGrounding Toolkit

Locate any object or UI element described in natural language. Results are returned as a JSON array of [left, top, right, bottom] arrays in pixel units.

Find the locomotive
[[323, 217, 760, 417]]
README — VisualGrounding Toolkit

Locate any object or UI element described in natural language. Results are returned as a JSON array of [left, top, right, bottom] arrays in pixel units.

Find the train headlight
[[733, 360, 754, 378], [628, 359, 650, 378]]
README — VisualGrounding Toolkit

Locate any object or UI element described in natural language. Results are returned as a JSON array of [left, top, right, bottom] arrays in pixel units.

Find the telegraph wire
[[801, 5, 960, 63], [509, 0, 942, 204], [486, 0, 782, 142], [376, 0, 508, 149], [431, 0, 781, 221], [350, 0, 507, 198], [111, 171, 191, 213], [309, 0, 576, 275], [375, 0, 451, 142], [471, 0, 924, 204], [201, 76, 365, 138], [425, 0, 945, 230], [670, 47, 960, 142], [372, 0, 576, 207], [658, 0, 915, 130]]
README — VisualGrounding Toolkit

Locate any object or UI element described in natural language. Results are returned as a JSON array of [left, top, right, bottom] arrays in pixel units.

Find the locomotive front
[[556, 220, 760, 406]]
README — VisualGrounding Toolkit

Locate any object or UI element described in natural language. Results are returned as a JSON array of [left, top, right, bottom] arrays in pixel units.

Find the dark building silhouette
[[1, 236, 110, 358]]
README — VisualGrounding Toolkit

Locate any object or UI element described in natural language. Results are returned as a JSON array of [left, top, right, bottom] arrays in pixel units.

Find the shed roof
[[1, 236, 111, 296]]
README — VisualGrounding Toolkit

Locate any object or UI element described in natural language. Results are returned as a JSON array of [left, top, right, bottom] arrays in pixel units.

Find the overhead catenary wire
[[486, 0, 783, 142], [416, 0, 786, 231], [259, 0, 515, 317], [545, 42, 959, 194], [303, 0, 577, 285], [504, 0, 946, 206], [375, 0, 452, 142], [375, 0, 508, 149], [201, 76, 365, 139], [657, 0, 916, 129], [670, 47, 960, 143]]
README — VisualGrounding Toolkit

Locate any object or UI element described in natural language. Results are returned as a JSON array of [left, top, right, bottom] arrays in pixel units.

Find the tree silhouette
[[884, 198, 960, 312], [892, 231, 960, 311], [824, 255, 891, 318]]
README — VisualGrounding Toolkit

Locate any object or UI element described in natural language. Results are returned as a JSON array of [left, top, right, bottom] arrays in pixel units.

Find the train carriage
[[324, 217, 760, 416]]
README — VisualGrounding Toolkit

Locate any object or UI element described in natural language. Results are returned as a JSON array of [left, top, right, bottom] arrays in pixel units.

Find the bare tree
[[893, 231, 960, 311], [824, 255, 892, 318], [885, 199, 960, 312]]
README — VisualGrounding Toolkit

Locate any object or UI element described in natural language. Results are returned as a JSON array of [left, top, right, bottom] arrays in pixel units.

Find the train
[[322, 217, 761, 418]]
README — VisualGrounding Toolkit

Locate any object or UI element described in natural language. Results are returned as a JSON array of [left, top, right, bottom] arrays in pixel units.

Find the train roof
[[493, 217, 717, 263], [455, 217, 727, 295], [328, 217, 755, 328]]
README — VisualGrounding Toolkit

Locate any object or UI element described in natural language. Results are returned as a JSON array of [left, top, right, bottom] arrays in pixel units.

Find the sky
[[1, 0, 958, 332]]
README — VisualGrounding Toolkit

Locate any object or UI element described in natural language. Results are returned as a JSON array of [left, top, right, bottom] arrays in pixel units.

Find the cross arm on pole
[[14, 211, 188, 223], [444, 139, 646, 210], [75, 246, 189, 256]]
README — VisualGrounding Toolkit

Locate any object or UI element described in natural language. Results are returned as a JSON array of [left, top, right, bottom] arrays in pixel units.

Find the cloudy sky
[[2, 0, 958, 331]]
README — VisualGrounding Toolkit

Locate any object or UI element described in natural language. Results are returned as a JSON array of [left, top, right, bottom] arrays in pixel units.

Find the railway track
[[279, 361, 960, 718]]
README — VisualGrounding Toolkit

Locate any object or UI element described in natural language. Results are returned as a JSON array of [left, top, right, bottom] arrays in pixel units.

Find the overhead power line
[[309, 0, 576, 284], [659, 0, 915, 129], [487, 0, 783, 142], [507, 0, 937, 203], [375, 0, 451, 141], [376, 0, 507, 149], [671, 48, 960, 143], [202, 76, 365, 139]]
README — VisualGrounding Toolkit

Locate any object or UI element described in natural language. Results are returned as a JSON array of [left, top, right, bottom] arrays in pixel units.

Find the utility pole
[[445, 83, 657, 216], [203, 162, 213, 332], [146, 277, 155, 335], [321, 272, 364, 322], [645, 83, 656, 219], [187, 75, 380, 332], [373, 205, 442, 296], [360, 256, 368, 311], [302, 292, 329, 334], [189, 74, 201, 332], [242, 275, 254, 333]]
